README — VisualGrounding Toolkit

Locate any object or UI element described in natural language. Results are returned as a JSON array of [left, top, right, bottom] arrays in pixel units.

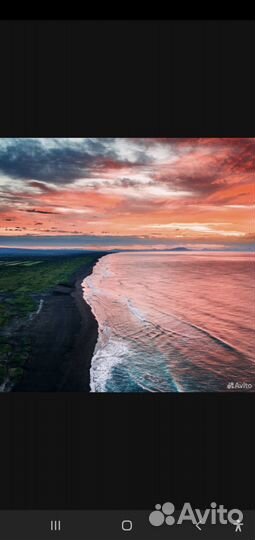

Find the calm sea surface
[[82, 252, 255, 392]]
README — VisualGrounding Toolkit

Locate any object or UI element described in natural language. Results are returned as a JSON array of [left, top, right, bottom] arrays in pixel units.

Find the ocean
[[82, 252, 255, 392]]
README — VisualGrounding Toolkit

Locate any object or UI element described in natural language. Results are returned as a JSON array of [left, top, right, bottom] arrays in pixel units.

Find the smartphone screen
[[0, 19, 254, 540]]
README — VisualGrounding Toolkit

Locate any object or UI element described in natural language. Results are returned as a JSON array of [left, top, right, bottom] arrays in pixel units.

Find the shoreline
[[12, 255, 105, 392]]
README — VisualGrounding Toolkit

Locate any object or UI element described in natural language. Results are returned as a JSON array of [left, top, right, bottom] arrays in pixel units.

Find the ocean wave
[[90, 335, 130, 392], [82, 252, 255, 392]]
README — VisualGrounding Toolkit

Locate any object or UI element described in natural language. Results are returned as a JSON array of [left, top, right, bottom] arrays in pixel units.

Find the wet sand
[[13, 256, 104, 392]]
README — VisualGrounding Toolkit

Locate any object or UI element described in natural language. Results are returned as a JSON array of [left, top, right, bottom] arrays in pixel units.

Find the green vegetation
[[0, 254, 94, 386], [0, 256, 93, 295], [0, 255, 93, 327], [0, 334, 32, 385], [0, 295, 37, 327]]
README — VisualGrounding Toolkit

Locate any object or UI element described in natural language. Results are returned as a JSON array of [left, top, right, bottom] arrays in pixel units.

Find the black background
[[0, 20, 254, 511]]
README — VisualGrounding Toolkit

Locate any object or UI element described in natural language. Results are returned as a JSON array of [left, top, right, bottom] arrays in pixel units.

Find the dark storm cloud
[[0, 139, 104, 184], [0, 138, 149, 185]]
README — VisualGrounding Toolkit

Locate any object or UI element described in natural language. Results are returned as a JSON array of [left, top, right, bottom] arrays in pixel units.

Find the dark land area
[[0, 250, 107, 391]]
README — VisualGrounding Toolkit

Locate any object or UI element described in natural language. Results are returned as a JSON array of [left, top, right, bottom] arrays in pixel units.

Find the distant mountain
[[168, 247, 191, 251]]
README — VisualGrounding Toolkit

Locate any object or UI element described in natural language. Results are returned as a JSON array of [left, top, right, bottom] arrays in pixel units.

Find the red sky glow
[[0, 138, 254, 249]]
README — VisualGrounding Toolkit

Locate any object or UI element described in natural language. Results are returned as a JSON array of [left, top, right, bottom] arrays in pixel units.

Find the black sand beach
[[12, 256, 103, 392]]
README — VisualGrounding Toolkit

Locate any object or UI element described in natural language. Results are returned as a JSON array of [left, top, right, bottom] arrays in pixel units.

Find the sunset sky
[[0, 138, 254, 250]]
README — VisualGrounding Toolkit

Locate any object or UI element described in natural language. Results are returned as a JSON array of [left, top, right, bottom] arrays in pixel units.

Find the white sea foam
[[90, 334, 131, 392], [83, 262, 131, 391]]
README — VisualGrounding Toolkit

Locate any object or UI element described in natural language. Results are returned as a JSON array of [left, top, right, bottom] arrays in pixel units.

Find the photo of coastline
[[0, 138, 254, 392]]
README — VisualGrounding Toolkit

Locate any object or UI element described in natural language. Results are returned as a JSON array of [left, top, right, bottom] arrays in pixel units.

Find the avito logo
[[149, 502, 244, 532], [149, 503, 175, 527]]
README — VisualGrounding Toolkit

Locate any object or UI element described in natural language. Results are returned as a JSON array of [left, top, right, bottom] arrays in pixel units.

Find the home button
[[122, 519, 133, 532]]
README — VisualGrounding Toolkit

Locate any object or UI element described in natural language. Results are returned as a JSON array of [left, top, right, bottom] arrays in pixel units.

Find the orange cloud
[[0, 138, 254, 244]]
